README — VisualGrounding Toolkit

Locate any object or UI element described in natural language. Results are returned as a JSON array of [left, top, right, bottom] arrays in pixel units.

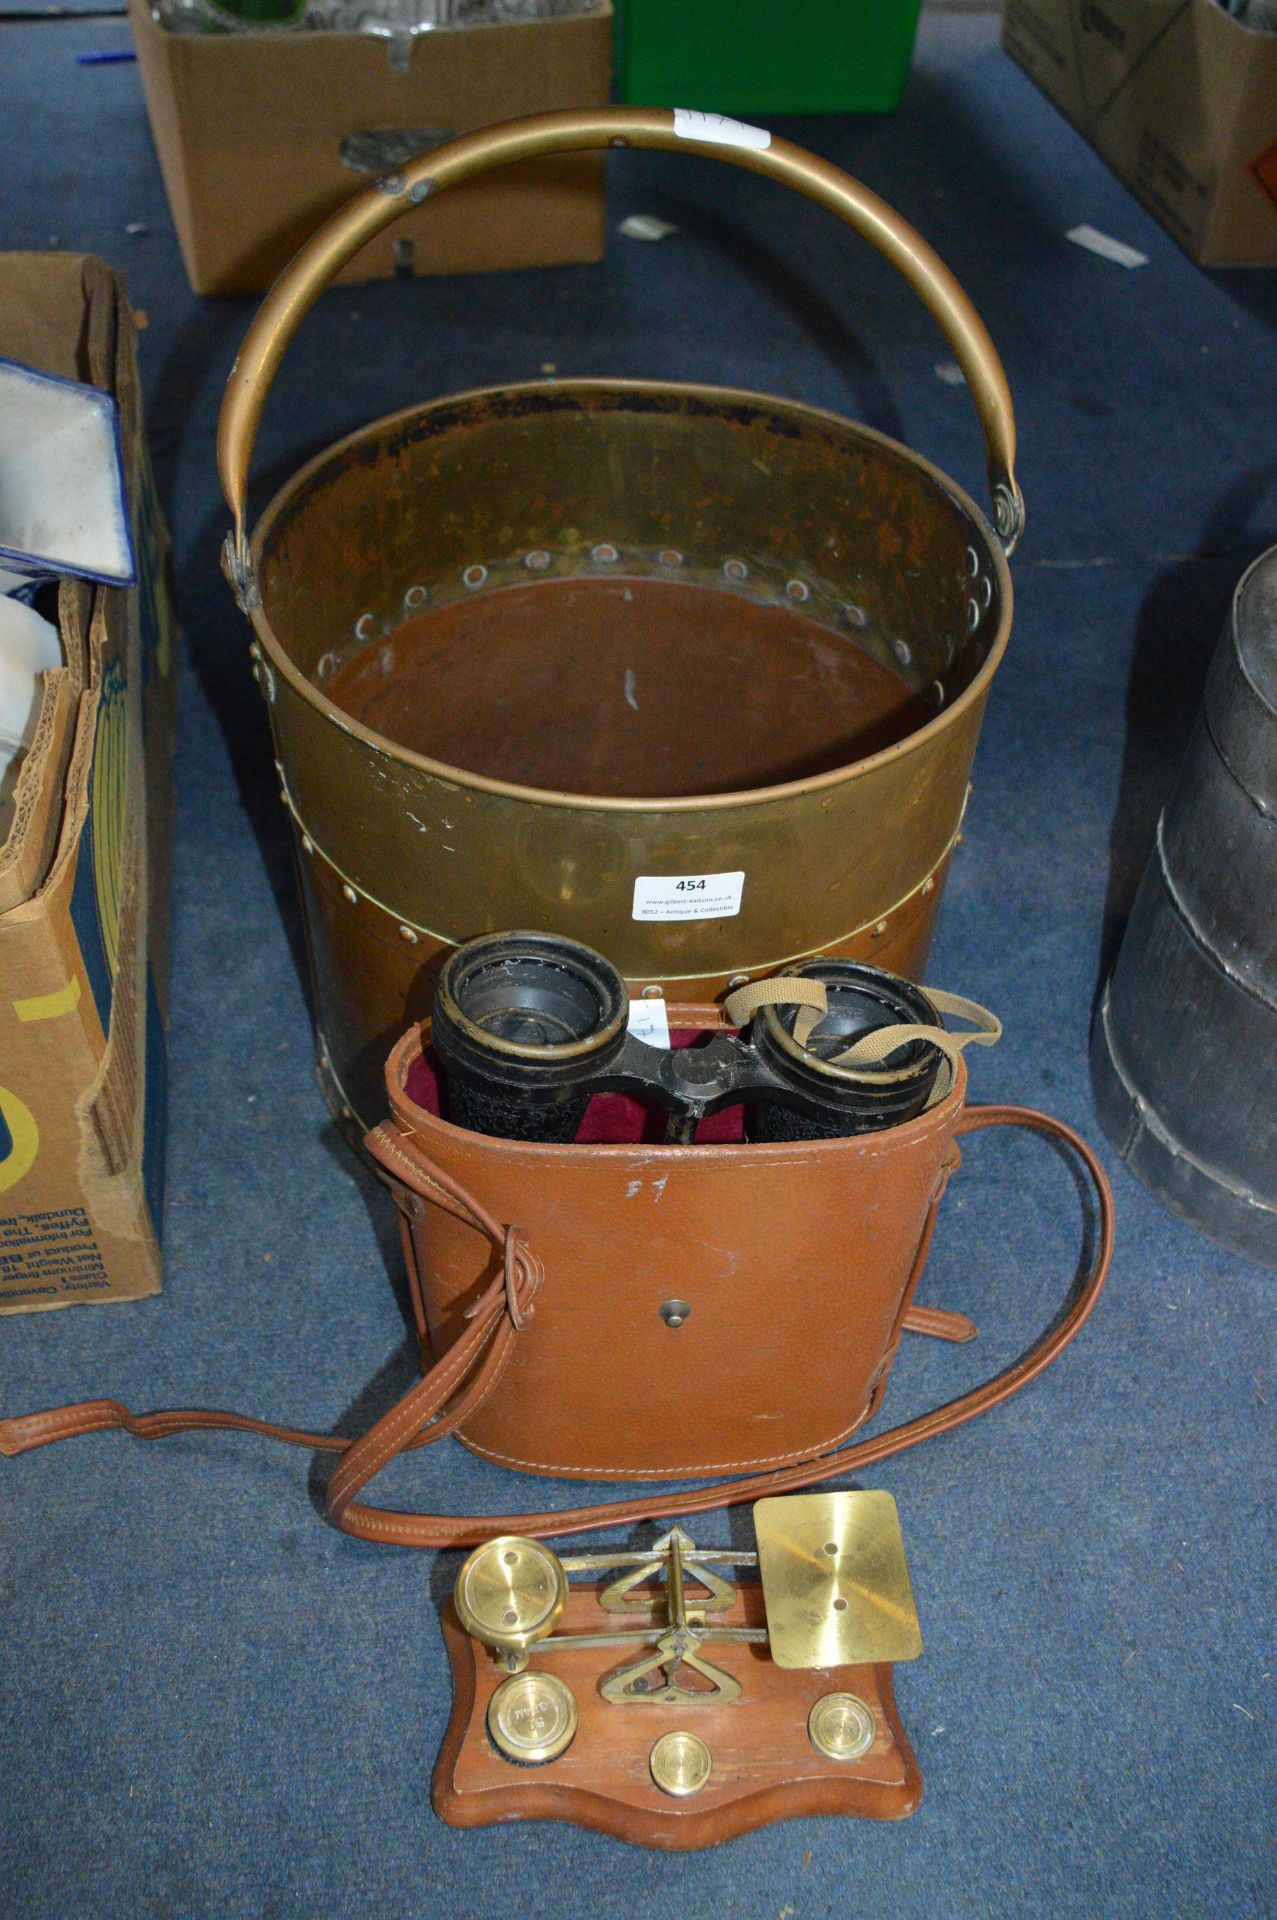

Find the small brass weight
[[438, 1492, 927, 1843]]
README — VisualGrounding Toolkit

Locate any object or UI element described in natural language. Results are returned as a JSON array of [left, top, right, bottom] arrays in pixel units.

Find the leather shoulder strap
[[0, 1105, 1113, 1549]]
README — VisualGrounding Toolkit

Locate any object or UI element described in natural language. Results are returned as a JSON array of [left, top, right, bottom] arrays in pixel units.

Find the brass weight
[[487, 1671, 579, 1765], [649, 1731, 714, 1798]]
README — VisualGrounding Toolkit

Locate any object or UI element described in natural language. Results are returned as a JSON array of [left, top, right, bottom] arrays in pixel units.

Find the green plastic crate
[[613, 0, 924, 115]]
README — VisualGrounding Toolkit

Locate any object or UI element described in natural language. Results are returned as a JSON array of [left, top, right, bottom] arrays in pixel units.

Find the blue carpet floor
[[2, 11, 1275, 1917]]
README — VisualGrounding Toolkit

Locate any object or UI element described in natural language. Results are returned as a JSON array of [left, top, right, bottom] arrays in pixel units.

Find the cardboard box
[[0, 256, 178, 1313], [128, 0, 612, 295], [1003, 0, 1277, 267]]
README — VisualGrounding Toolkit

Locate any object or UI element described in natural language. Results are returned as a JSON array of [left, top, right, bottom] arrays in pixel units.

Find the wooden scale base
[[432, 1494, 925, 1849]]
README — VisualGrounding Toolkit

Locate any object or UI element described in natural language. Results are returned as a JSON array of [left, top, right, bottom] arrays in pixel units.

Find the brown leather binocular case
[[0, 1005, 1113, 1551]]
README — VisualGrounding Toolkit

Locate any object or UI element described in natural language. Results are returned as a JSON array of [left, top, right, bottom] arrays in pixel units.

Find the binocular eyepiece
[[430, 932, 630, 1142], [431, 931, 950, 1145]]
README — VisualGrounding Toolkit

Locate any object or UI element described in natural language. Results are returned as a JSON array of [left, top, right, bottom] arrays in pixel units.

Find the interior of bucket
[[255, 383, 1007, 801]]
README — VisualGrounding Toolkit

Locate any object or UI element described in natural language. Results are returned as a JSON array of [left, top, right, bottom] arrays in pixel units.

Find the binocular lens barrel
[[432, 932, 629, 1142], [750, 960, 942, 1142]]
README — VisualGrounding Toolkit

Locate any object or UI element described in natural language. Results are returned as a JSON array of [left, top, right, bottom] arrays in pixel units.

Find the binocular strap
[[0, 1105, 1113, 1550], [722, 977, 1004, 1102]]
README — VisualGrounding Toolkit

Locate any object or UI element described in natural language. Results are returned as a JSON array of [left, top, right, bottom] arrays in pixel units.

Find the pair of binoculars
[[430, 932, 949, 1145]]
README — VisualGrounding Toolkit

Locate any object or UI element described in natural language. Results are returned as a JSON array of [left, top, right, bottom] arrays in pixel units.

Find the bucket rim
[[248, 376, 1014, 816]]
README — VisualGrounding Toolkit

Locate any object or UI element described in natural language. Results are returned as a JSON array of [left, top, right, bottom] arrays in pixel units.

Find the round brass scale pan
[[219, 110, 1019, 1128]]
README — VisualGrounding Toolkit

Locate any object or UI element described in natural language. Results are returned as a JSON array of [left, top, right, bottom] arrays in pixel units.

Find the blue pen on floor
[[76, 48, 138, 64]]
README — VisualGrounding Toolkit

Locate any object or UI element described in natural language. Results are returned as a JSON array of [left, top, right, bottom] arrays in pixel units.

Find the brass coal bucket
[[219, 108, 1022, 1128]]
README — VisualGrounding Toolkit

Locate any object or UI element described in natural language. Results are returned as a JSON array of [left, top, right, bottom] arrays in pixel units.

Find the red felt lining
[[402, 1030, 747, 1145]]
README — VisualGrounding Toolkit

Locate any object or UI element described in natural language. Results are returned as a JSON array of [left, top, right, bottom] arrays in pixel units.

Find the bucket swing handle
[[218, 107, 1025, 608]]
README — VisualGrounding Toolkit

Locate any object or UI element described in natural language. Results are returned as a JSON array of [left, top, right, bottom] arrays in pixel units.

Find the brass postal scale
[[435, 1491, 925, 1848]]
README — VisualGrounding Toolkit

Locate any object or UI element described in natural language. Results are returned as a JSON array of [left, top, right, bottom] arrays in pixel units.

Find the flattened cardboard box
[[128, 0, 612, 296], [0, 255, 177, 1313], [1003, 0, 1277, 267]]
